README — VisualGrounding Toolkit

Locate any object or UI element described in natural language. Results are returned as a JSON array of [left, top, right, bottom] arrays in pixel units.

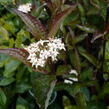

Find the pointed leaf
[[56, 65, 71, 75], [70, 48, 81, 72], [78, 47, 97, 66], [31, 73, 56, 109], [0, 26, 9, 40], [4, 59, 21, 77], [0, 48, 49, 74], [75, 93, 87, 109], [74, 34, 87, 44], [45, 80, 57, 109], [11, 9, 47, 40], [55, 83, 81, 96], [35, 3, 47, 17], [48, 5, 77, 37], [77, 25, 95, 33], [0, 89, 7, 106], [91, 31, 106, 43], [0, 48, 30, 67], [0, 0, 12, 5], [0, 77, 15, 86]]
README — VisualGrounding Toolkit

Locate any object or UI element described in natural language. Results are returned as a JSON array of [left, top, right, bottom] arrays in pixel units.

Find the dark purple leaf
[[12, 9, 47, 40], [0, 48, 49, 74], [0, 48, 30, 66], [48, 5, 77, 38]]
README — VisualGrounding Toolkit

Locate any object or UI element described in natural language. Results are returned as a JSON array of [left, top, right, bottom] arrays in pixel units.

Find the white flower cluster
[[18, 3, 32, 13], [64, 69, 78, 84], [24, 38, 65, 69]]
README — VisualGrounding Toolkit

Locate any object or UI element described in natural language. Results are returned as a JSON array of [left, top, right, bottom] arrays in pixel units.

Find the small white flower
[[69, 69, 78, 76], [36, 59, 45, 67], [64, 78, 78, 84], [18, 3, 32, 13], [69, 77, 78, 82], [64, 79, 73, 84], [44, 8, 46, 12], [64, 69, 78, 84]]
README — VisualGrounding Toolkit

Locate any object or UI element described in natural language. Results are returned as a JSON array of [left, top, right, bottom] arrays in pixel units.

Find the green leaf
[[81, 68, 93, 80], [0, 89, 7, 106], [105, 40, 109, 60], [87, 102, 106, 109], [78, 4, 85, 16], [15, 29, 30, 48], [69, 49, 81, 72], [75, 93, 87, 109], [63, 11, 79, 26], [78, 47, 97, 66], [16, 105, 27, 109], [3, 21, 16, 34], [35, 3, 46, 17], [4, 59, 20, 77], [80, 87, 90, 102], [45, 80, 57, 109], [15, 83, 32, 93], [76, 25, 95, 33], [100, 82, 109, 98], [55, 83, 81, 96], [48, 99, 63, 109], [9, 38, 14, 48], [77, 3, 86, 24], [0, 77, 15, 86], [0, 26, 9, 40], [0, 54, 9, 68], [56, 65, 71, 75], [74, 34, 87, 44], [16, 96, 30, 109], [31, 73, 56, 109], [0, 0, 12, 5], [87, 14, 105, 30]]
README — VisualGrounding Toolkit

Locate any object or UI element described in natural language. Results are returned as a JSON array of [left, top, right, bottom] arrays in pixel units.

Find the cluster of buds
[[24, 38, 66, 69]]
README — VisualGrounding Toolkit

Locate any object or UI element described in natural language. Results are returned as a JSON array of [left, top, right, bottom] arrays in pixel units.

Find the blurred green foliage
[[0, 0, 109, 109]]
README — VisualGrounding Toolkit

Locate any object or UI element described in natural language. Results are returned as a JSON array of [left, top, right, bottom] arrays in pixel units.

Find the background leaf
[[31, 73, 56, 109], [78, 47, 97, 66], [0, 77, 15, 86], [0, 89, 7, 106]]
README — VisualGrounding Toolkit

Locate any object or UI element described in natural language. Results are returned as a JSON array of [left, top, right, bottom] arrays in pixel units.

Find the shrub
[[0, 0, 109, 109]]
